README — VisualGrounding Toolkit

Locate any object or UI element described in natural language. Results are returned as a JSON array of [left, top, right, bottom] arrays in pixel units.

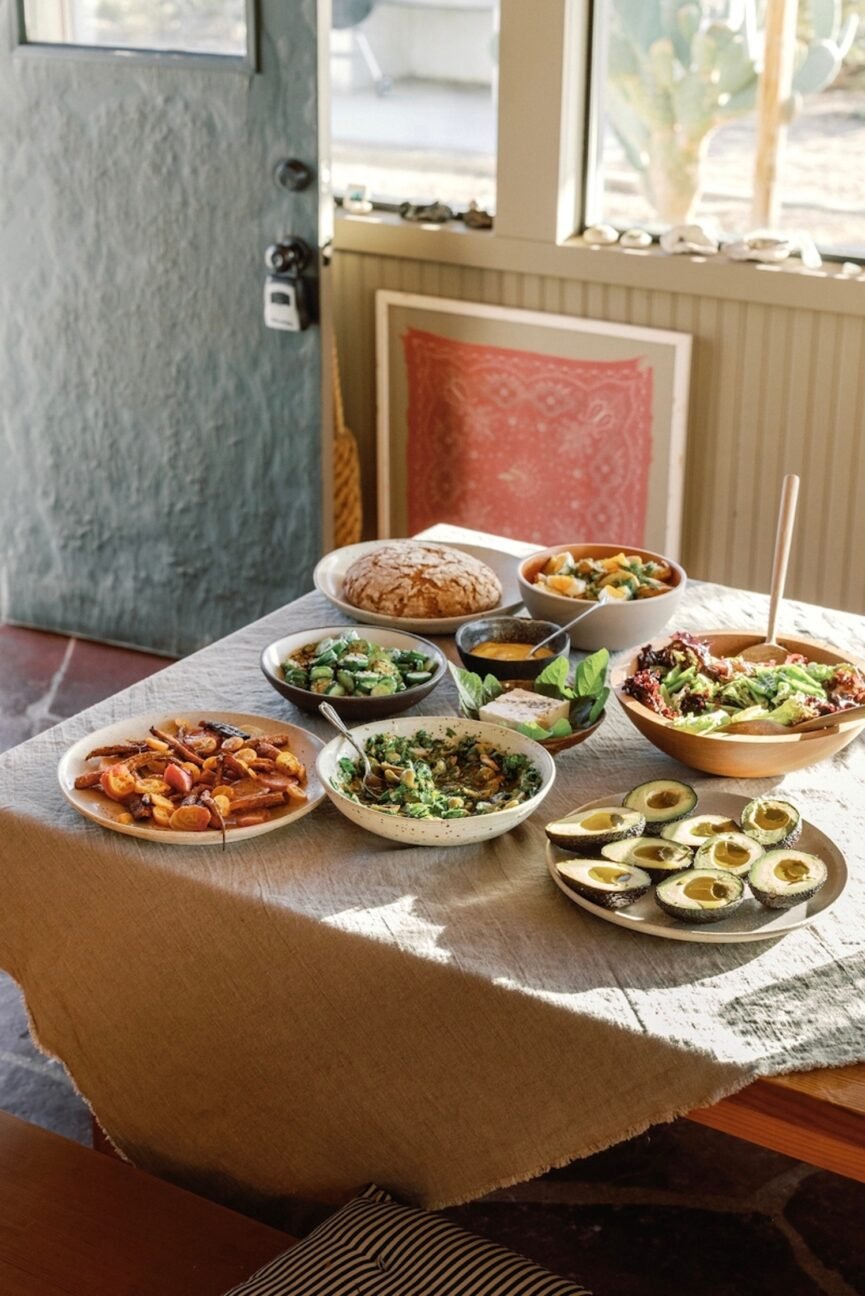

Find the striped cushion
[[224, 1184, 591, 1295]]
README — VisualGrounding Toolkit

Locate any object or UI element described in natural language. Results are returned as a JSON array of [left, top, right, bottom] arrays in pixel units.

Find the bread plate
[[547, 790, 846, 944], [313, 540, 523, 635], [58, 711, 325, 845]]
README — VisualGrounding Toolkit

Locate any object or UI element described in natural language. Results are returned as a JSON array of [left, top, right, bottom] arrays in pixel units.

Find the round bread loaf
[[343, 542, 502, 619]]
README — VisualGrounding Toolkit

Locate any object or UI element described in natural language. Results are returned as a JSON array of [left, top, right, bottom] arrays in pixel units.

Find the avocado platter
[[546, 788, 847, 943]]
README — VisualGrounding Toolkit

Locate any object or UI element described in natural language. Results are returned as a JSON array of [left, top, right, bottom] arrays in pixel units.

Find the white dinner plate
[[313, 540, 523, 635], [58, 711, 325, 846], [547, 790, 847, 944]]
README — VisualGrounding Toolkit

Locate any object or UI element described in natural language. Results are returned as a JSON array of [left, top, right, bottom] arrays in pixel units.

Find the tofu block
[[478, 688, 570, 732]]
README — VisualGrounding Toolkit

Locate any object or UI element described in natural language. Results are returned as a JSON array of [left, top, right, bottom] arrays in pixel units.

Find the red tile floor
[[0, 623, 862, 1296]]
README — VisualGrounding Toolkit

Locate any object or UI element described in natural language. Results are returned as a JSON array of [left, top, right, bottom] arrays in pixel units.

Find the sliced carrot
[[169, 804, 212, 832]]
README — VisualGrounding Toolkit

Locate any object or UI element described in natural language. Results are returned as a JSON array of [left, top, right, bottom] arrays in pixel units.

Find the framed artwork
[[376, 291, 692, 558]]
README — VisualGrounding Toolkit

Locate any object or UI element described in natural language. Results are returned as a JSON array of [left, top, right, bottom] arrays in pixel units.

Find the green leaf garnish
[[534, 656, 573, 699], [588, 686, 609, 724], [482, 674, 503, 701], [575, 648, 609, 701]]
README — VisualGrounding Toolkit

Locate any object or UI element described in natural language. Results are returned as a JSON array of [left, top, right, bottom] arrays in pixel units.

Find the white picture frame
[[376, 290, 692, 558]]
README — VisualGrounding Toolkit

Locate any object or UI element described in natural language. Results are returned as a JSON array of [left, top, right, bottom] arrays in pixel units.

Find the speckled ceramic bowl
[[455, 616, 570, 682], [316, 716, 556, 846]]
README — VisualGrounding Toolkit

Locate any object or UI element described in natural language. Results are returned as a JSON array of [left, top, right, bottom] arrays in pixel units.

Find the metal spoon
[[528, 589, 613, 658], [318, 701, 382, 799], [740, 473, 800, 665]]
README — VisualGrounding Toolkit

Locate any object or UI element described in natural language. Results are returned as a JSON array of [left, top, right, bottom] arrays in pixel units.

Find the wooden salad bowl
[[612, 629, 865, 778]]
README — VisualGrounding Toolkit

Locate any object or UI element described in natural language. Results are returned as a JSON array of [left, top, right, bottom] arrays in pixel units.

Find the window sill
[[333, 210, 865, 317]]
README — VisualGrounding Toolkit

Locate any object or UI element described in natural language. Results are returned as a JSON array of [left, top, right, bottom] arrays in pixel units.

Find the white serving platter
[[58, 711, 325, 846], [312, 540, 523, 635], [547, 790, 847, 944]]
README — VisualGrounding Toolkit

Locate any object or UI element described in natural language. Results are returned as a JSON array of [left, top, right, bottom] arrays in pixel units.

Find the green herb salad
[[282, 631, 436, 698], [624, 632, 865, 733], [334, 728, 543, 818]]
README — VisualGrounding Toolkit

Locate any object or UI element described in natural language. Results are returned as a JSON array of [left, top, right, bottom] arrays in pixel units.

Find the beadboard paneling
[[333, 250, 865, 617]]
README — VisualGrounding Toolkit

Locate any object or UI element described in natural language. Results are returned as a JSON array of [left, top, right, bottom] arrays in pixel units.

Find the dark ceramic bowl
[[261, 625, 447, 721], [455, 616, 570, 682]]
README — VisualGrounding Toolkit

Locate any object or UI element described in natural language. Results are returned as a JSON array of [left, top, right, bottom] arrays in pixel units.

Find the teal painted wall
[[0, 1, 322, 655]]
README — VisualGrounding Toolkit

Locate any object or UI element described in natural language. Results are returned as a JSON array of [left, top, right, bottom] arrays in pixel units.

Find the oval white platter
[[58, 711, 325, 846], [547, 790, 847, 944], [313, 540, 523, 635]]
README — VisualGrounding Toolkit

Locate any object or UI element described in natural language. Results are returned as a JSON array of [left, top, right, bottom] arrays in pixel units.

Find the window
[[590, 0, 865, 258], [22, 0, 247, 57], [330, 0, 499, 211]]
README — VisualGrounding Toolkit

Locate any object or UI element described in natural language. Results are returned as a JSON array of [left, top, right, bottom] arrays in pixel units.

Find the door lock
[[264, 238, 315, 332], [265, 238, 311, 277]]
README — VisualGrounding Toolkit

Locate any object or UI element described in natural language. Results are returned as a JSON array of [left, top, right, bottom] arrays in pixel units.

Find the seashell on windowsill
[[582, 224, 619, 246], [723, 235, 793, 263], [620, 228, 653, 249], [659, 224, 719, 255]]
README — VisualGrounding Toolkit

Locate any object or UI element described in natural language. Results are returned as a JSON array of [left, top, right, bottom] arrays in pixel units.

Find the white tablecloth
[[0, 570, 862, 1210]]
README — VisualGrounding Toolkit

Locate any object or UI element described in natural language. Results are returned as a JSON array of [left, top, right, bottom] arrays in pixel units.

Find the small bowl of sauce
[[455, 616, 570, 681]]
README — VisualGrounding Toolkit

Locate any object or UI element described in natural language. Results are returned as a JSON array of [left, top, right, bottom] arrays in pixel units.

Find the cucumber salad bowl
[[261, 626, 447, 722]]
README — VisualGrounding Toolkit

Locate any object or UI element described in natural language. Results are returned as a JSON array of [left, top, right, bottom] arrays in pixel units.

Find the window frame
[[11, 0, 258, 72], [335, 0, 865, 281]]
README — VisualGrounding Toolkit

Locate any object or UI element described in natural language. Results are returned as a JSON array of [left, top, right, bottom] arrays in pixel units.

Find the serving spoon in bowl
[[727, 703, 865, 737], [318, 701, 383, 799], [527, 588, 614, 658], [740, 472, 800, 666]]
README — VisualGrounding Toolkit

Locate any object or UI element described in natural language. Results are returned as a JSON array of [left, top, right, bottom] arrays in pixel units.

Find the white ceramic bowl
[[317, 716, 556, 846], [518, 542, 687, 652]]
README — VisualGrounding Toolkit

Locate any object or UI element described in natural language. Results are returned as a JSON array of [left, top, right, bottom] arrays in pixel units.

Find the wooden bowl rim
[[612, 628, 865, 744]]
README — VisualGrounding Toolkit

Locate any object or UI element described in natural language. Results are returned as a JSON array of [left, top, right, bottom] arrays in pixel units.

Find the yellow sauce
[[471, 640, 554, 661]]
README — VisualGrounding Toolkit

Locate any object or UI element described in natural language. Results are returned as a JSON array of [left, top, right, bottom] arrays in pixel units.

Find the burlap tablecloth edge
[[417, 1047, 865, 1211]]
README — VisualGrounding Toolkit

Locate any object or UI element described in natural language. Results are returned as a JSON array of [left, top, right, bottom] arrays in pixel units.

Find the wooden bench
[[0, 1112, 294, 1295]]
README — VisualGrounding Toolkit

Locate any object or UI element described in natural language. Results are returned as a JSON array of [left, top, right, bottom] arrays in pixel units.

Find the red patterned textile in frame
[[402, 328, 654, 548]]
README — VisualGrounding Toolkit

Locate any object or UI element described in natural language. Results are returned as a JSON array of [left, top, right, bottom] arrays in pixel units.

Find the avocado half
[[740, 798, 802, 848], [602, 835, 693, 882], [622, 779, 698, 834], [545, 806, 645, 854], [694, 832, 764, 878], [749, 849, 828, 910], [555, 858, 652, 910], [655, 868, 746, 924], [660, 813, 740, 848]]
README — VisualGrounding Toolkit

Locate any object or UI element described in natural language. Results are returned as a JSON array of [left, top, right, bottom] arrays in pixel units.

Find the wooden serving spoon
[[725, 703, 865, 737], [740, 472, 800, 665]]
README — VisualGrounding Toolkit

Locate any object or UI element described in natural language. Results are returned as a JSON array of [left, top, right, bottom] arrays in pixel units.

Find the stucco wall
[[0, 1, 323, 655]]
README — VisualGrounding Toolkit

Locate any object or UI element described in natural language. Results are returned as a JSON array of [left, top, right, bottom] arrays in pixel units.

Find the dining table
[[0, 524, 863, 1214]]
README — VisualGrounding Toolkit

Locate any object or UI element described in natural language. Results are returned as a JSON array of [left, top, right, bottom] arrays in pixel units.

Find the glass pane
[[24, 0, 246, 57], [331, 0, 498, 211], [593, 0, 865, 257]]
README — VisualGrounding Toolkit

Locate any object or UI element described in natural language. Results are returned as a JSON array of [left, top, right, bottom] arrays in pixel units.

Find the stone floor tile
[[0, 975, 90, 1143], [52, 636, 171, 718], [444, 1201, 827, 1296], [785, 1171, 865, 1293], [0, 625, 69, 726]]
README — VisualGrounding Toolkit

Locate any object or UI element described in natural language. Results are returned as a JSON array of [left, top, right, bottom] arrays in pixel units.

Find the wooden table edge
[[687, 1062, 865, 1182]]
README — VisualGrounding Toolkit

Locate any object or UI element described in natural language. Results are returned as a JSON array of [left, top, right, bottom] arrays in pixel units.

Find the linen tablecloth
[[0, 578, 863, 1210]]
